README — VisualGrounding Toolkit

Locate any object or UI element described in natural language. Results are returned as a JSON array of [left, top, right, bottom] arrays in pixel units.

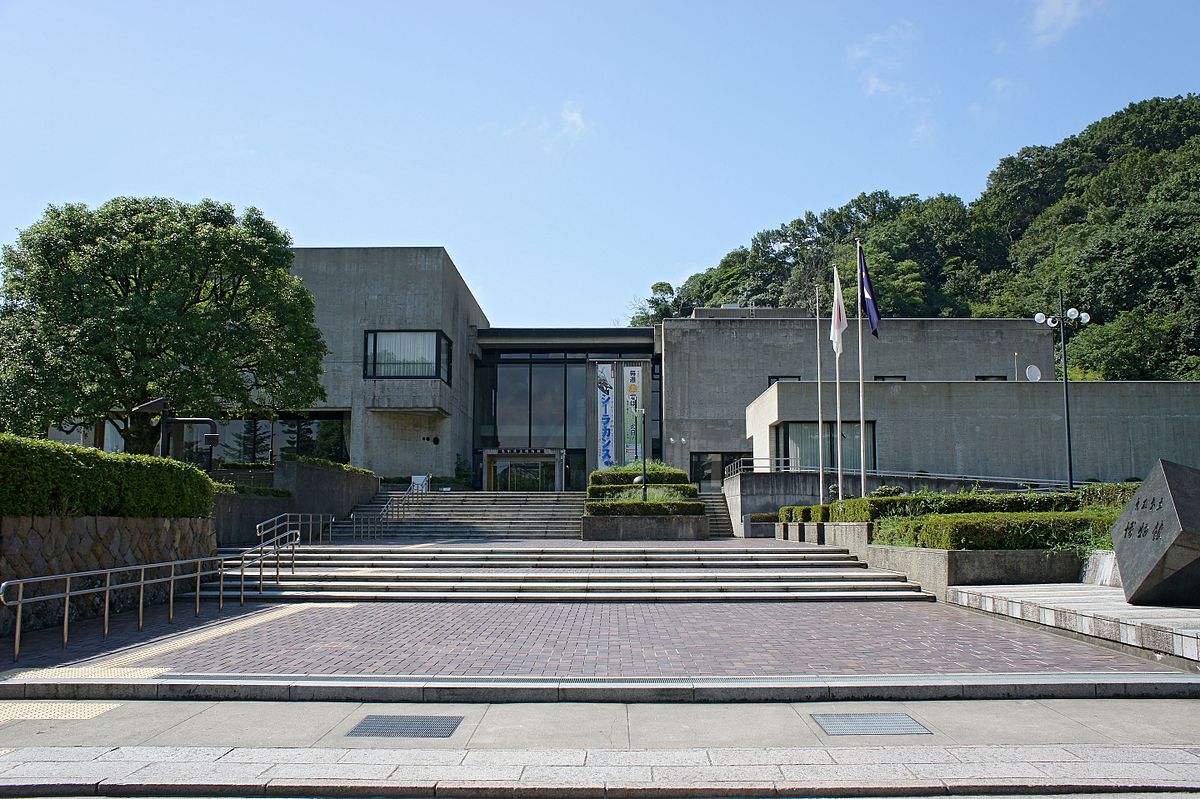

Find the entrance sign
[[623, 365, 642, 463], [596, 363, 616, 468], [1112, 458, 1200, 606]]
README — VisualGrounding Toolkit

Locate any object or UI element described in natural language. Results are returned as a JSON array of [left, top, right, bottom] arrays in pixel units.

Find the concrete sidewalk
[[0, 697, 1198, 796]]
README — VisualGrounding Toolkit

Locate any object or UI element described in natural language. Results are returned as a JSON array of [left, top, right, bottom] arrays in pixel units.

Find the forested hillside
[[630, 96, 1200, 380]]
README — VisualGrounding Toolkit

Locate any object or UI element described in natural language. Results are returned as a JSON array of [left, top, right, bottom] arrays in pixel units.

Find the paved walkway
[[3, 600, 1176, 678], [949, 584, 1200, 666], [0, 698, 1197, 795]]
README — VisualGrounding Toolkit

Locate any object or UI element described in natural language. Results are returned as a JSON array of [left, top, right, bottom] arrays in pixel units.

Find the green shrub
[[588, 462, 689, 486], [777, 504, 830, 523], [587, 483, 698, 499], [584, 500, 705, 516], [594, 486, 695, 503], [214, 460, 276, 471], [749, 512, 778, 523], [1075, 482, 1140, 509], [827, 491, 1081, 523], [871, 484, 904, 497], [892, 510, 1119, 551], [283, 453, 375, 477], [213, 482, 291, 498], [0, 434, 214, 518]]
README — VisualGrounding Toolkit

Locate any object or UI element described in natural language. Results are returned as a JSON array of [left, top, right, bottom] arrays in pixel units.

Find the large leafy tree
[[0, 197, 327, 453]]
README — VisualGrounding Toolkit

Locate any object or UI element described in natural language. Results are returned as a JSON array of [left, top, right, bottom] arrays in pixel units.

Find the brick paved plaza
[[4, 599, 1175, 679]]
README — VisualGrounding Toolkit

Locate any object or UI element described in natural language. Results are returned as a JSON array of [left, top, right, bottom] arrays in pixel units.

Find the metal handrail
[[721, 458, 1071, 490], [0, 529, 299, 661], [256, 512, 333, 544], [352, 475, 431, 540]]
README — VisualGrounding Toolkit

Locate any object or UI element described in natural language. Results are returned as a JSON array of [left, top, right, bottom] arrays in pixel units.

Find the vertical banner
[[596, 363, 616, 468], [623, 365, 643, 463]]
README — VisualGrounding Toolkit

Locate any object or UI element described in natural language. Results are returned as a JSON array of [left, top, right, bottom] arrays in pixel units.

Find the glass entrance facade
[[489, 457, 557, 491], [474, 346, 659, 490]]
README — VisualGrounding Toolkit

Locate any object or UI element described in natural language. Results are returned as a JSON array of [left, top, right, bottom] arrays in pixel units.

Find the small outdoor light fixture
[[1033, 291, 1091, 490]]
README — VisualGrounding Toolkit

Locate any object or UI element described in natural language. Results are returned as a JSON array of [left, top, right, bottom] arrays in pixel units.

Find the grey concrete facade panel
[[290, 247, 488, 477], [661, 317, 1055, 471], [749, 380, 1200, 484]]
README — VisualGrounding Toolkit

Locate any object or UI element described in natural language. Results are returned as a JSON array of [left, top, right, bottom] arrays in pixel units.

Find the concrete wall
[[0, 516, 215, 634], [274, 460, 379, 517], [213, 493, 291, 547], [661, 316, 1055, 472], [820, 522, 1081, 600], [290, 247, 489, 478], [747, 380, 1200, 484], [213, 460, 381, 546]]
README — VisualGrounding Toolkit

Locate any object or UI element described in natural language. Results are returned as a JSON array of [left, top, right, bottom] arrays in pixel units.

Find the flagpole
[[815, 288, 824, 505], [835, 325, 843, 502], [856, 239, 866, 499]]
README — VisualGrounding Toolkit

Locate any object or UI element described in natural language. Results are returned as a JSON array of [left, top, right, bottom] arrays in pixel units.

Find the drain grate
[[346, 714, 464, 738], [810, 712, 931, 736]]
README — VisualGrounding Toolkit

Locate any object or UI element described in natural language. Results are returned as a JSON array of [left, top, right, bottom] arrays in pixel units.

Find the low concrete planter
[[822, 521, 1083, 601], [801, 522, 824, 544], [581, 515, 709, 541], [740, 515, 776, 539]]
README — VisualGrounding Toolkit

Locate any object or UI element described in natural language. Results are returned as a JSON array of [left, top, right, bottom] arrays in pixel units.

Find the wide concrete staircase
[[331, 491, 587, 538], [202, 543, 931, 602], [330, 490, 736, 540]]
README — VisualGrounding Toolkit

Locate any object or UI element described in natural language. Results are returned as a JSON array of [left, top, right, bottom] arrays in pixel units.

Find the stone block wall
[[0, 515, 215, 636]]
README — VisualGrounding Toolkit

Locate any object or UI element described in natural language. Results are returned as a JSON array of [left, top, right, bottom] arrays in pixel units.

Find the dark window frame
[[873, 375, 907, 381], [363, 329, 453, 385], [975, 375, 1008, 381], [768, 375, 802, 386]]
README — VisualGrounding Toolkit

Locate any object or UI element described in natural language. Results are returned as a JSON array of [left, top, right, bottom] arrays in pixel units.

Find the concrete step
[[250, 568, 897, 582], [204, 579, 921, 593], [195, 588, 933, 602]]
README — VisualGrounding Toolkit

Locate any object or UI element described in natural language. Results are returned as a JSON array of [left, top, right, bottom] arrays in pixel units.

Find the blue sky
[[1, 0, 1196, 326]]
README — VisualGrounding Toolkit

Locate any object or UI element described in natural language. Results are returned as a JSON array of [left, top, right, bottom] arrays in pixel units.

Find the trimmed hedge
[[780, 504, 829, 523], [1076, 482, 1140, 508], [213, 482, 292, 498], [749, 512, 779, 523], [889, 510, 1119, 551], [589, 463, 689, 486], [587, 483, 698, 499], [215, 461, 276, 471], [828, 492, 1080, 523], [584, 500, 705, 517], [0, 434, 214, 518], [283, 453, 375, 477]]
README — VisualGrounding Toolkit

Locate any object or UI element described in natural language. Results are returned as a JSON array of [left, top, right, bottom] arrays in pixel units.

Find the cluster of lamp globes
[[1023, 307, 1090, 383], [1033, 308, 1091, 327]]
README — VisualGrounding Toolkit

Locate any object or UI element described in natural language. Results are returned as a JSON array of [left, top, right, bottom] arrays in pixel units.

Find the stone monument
[[1111, 459, 1200, 606]]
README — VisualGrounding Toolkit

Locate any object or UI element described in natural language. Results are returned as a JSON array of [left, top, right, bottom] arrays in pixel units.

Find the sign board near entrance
[[623, 365, 642, 464], [596, 363, 616, 467]]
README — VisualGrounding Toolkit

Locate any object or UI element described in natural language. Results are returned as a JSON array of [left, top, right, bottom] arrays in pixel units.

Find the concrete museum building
[[176, 247, 1200, 492]]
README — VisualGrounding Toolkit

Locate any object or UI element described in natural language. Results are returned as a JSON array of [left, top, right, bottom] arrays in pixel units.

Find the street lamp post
[[635, 408, 648, 502], [1033, 290, 1090, 490]]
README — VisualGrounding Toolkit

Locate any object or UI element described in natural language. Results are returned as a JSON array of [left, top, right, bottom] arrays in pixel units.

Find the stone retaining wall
[[0, 515, 215, 636]]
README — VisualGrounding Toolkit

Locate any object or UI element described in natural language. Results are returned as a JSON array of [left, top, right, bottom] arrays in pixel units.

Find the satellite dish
[[1025, 365, 1042, 382]]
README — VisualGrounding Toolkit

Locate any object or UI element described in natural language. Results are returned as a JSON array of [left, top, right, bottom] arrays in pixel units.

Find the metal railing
[[722, 458, 1071, 492], [0, 530, 300, 661], [256, 512, 333, 544], [351, 475, 431, 540]]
